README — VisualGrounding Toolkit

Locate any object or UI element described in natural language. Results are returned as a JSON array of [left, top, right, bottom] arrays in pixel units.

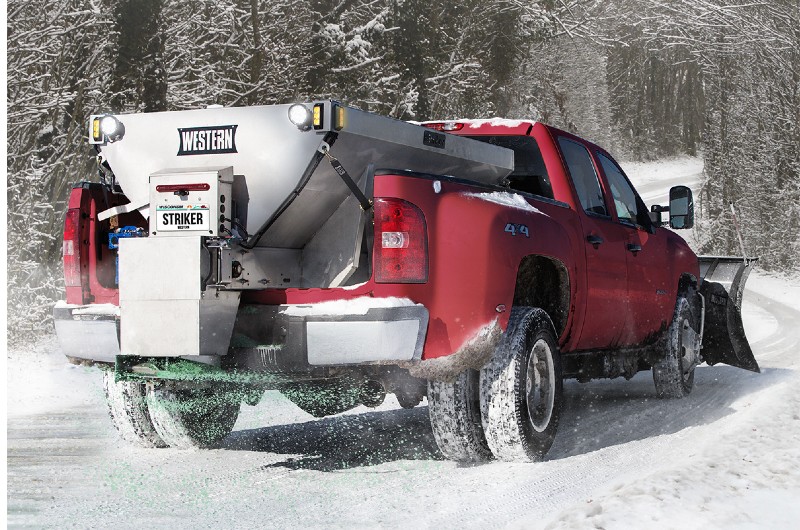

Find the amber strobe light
[[335, 104, 346, 130], [313, 103, 324, 129], [91, 117, 102, 142]]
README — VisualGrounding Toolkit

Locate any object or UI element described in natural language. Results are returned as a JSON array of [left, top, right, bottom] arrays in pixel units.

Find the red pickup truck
[[55, 102, 757, 461]]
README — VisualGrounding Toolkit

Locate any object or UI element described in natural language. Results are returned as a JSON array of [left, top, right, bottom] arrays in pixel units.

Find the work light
[[89, 114, 125, 144], [288, 104, 313, 130], [100, 116, 119, 136]]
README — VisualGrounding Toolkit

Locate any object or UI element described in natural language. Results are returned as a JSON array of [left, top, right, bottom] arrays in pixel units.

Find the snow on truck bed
[[279, 296, 419, 317], [463, 190, 546, 214]]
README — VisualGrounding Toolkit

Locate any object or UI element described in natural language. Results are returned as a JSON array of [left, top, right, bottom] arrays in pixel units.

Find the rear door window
[[557, 137, 608, 216], [465, 135, 553, 199]]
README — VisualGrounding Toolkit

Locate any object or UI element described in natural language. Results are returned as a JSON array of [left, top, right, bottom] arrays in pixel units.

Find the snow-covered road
[[7, 158, 800, 528]]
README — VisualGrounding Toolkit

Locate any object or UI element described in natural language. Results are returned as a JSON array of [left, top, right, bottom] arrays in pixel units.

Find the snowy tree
[[303, 0, 397, 112], [618, 0, 800, 270], [108, 0, 168, 112], [7, 0, 117, 344]]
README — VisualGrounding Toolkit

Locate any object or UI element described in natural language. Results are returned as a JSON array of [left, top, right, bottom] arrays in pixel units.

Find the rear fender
[[698, 256, 759, 373]]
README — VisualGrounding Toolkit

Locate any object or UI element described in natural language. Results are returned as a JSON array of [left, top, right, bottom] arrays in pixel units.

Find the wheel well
[[512, 256, 570, 337], [677, 273, 698, 297], [677, 273, 702, 319]]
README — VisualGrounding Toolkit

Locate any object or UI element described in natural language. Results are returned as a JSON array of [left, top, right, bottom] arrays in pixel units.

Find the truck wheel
[[428, 370, 493, 462], [653, 295, 698, 398], [480, 307, 563, 462], [146, 384, 241, 449], [103, 370, 166, 448]]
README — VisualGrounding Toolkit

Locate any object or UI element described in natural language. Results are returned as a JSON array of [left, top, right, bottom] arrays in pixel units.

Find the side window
[[557, 137, 608, 216], [597, 152, 651, 228]]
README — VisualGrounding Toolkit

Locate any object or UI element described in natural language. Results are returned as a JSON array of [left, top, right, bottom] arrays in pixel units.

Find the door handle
[[586, 235, 603, 248], [627, 243, 642, 253]]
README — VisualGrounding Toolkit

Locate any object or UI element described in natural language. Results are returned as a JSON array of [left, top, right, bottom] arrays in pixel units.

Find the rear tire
[[480, 307, 563, 462], [146, 384, 241, 449], [428, 370, 492, 462], [653, 295, 698, 398], [103, 371, 166, 448]]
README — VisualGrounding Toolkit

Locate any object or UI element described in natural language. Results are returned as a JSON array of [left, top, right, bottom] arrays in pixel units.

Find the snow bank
[[7, 337, 105, 418], [741, 299, 779, 344], [621, 156, 704, 189], [744, 271, 800, 311], [741, 271, 800, 345]]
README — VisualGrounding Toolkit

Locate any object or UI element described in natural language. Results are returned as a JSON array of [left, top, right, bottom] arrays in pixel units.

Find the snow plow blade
[[698, 256, 759, 373]]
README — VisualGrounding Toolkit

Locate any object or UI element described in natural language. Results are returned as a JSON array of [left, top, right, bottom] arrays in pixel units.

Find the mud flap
[[698, 256, 760, 373]]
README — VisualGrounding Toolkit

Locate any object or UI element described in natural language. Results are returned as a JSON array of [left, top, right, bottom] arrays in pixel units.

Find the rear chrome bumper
[[232, 299, 429, 370], [53, 302, 120, 363], [303, 306, 428, 365], [54, 297, 430, 368]]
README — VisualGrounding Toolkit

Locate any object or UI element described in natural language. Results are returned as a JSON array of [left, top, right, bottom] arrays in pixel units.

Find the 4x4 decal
[[504, 223, 529, 237]]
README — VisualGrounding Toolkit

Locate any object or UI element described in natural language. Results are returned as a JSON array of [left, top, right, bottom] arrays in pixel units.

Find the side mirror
[[669, 185, 694, 229], [650, 205, 667, 226]]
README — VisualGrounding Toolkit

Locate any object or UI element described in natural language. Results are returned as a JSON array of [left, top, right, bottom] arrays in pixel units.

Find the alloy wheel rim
[[525, 338, 555, 433], [680, 318, 694, 380]]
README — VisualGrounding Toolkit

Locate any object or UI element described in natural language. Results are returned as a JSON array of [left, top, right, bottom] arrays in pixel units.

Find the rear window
[[465, 135, 553, 199]]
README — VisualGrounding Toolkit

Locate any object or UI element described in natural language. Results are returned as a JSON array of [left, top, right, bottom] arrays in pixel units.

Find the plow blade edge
[[698, 256, 760, 373]]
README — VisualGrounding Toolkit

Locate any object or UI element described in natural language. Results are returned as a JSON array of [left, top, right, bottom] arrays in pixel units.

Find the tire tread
[[428, 370, 492, 462], [103, 371, 166, 448], [480, 307, 563, 462]]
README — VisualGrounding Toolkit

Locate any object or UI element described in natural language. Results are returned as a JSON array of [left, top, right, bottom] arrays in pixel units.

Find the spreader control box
[[149, 166, 233, 237]]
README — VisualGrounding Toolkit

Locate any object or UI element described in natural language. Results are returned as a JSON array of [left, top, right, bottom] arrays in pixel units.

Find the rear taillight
[[374, 198, 428, 283], [63, 208, 83, 288]]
